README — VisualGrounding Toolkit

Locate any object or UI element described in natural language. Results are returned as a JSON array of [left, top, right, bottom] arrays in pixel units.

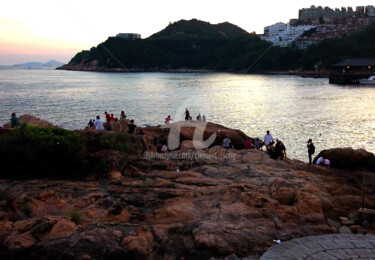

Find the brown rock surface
[[3, 114, 54, 128], [0, 147, 372, 259]]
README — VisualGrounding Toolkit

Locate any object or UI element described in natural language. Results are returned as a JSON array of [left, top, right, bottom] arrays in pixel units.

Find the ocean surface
[[1, 69, 375, 162]]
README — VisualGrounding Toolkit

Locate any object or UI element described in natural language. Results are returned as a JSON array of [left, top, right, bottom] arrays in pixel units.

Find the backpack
[[310, 144, 315, 154]]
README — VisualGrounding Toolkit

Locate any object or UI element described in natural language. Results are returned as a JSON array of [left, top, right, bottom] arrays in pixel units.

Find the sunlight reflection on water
[[1, 70, 375, 162]]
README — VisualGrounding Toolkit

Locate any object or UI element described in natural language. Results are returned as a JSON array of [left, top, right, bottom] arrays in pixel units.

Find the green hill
[[61, 20, 375, 73]]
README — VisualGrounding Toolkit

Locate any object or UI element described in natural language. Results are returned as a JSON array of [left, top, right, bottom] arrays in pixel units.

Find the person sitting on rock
[[104, 117, 112, 131], [271, 139, 286, 160], [10, 113, 20, 128], [197, 114, 201, 121], [244, 137, 252, 149], [223, 135, 231, 149], [254, 138, 261, 149], [94, 116, 104, 130], [128, 119, 136, 134], [165, 115, 172, 124], [316, 157, 330, 167], [110, 113, 115, 121], [88, 119, 94, 128]]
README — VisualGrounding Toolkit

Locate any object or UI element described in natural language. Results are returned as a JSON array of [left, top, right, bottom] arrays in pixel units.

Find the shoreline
[[57, 65, 331, 78]]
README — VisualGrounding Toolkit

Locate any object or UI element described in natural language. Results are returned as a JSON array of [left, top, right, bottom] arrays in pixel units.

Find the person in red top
[[244, 137, 252, 149], [105, 111, 111, 121], [110, 113, 115, 121]]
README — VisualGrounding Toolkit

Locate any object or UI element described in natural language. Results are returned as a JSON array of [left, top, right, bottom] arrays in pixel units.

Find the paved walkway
[[261, 234, 375, 260]]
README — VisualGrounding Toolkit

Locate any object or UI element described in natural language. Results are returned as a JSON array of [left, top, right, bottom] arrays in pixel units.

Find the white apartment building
[[262, 22, 316, 47]]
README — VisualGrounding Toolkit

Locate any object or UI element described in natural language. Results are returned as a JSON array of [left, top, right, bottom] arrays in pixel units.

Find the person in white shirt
[[94, 116, 104, 130], [264, 130, 273, 153], [316, 157, 330, 167], [0, 121, 3, 128]]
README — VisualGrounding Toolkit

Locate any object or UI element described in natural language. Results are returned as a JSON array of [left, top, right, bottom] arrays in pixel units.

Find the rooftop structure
[[116, 33, 141, 40]]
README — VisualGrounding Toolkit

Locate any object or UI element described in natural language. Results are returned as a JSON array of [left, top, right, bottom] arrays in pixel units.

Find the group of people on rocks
[[87, 111, 142, 135], [182, 108, 206, 122], [263, 130, 287, 160]]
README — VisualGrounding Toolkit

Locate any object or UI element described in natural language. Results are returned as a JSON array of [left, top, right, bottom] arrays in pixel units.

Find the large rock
[[3, 114, 54, 128], [313, 147, 375, 170]]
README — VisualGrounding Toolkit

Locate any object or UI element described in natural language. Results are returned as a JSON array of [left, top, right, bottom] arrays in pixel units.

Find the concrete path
[[261, 234, 375, 260]]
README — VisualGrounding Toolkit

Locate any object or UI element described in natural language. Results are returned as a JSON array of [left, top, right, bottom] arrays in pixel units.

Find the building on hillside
[[366, 5, 375, 16], [262, 22, 315, 47], [329, 59, 375, 85], [116, 33, 141, 40]]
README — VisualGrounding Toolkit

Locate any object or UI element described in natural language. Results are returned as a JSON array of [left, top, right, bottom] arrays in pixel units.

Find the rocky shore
[[0, 115, 374, 259], [57, 63, 331, 79]]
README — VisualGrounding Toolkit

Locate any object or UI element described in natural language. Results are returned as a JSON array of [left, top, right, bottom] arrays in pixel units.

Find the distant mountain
[[14, 60, 64, 68], [149, 19, 249, 39], [43, 60, 64, 66], [15, 62, 44, 67]]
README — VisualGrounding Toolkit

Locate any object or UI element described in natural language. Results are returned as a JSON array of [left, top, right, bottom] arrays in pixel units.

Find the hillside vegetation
[[64, 19, 375, 72]]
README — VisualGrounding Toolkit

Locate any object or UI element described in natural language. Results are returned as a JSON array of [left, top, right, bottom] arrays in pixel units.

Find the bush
[[70, 209, 83, 224], [0, 124, 86, 179]]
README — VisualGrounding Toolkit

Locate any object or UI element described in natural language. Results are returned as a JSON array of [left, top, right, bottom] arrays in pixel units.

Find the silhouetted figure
[[184, 108, 192, 121], [307, 139, 315, 165], [128, 119, 136, 134]]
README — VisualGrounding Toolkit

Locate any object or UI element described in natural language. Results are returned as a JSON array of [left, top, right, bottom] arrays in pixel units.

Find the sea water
[[1, 69, 375, 162]]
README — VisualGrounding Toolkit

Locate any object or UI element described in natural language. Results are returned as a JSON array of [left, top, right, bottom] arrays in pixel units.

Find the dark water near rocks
[[1, 69, 375, 162]]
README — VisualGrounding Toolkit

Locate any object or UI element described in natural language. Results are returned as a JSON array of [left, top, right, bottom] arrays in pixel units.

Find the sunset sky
[[0, 0, 371, 65]]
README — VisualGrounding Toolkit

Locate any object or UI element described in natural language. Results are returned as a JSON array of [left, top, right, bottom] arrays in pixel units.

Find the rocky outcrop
[[314, 147, 375, 171], [3, 114, 54, 128], [0, 148, 372, 259], [1, 115, 374, 259]]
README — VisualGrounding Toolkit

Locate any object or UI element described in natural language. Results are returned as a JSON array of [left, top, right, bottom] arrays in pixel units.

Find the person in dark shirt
[[128, 119, 136, 134], [274, 139, 286, 160]]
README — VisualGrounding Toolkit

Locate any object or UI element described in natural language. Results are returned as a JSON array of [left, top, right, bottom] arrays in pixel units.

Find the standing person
[[183, 108, 192, 121], [307, 139, 315, 165], [128, 119, 136, 134], [223, 135, 231, 149], [202, 114, 206, 122], [10, 113, 19, 128], [120, 111, 127, 120], [105, 111, 111, 121], [196, 114, 201, 121], [94, 116, 104, 130], [264, 130, 273, 153]]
